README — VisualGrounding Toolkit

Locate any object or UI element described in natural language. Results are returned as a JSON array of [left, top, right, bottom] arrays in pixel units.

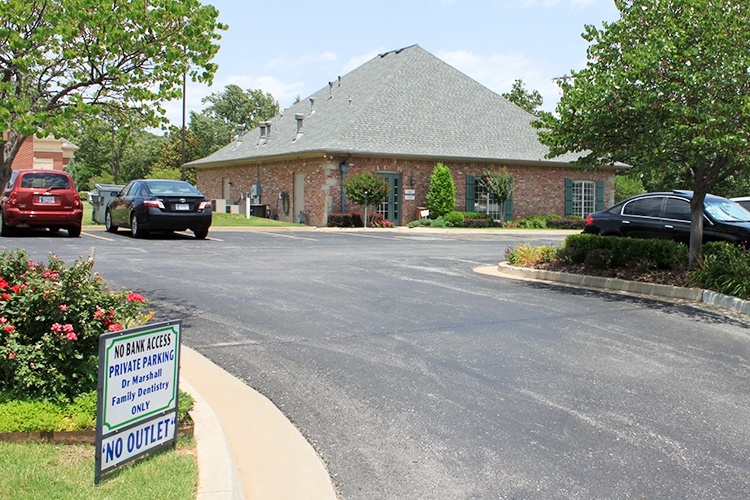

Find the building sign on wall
[[95, 320, 181, 483]]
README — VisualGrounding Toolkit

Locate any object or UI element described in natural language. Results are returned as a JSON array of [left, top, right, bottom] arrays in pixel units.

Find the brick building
[[11, 135, 78, 171], [187, 45, 624, 226]]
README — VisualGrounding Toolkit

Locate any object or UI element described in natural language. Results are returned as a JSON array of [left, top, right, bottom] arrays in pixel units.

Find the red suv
[[0, 170, 83, 237]]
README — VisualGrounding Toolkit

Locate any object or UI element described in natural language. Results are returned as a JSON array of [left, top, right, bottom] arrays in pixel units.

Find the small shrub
[[0, 250, 152, 401], [547, 218, 585, 230], [514, 215, 548, 229], [328, 213, 364, 227], [371, 213, 395, 228], [688, 241, 750, 299], [426, 163, 456, 218], [563, 234, 688, 270], [505, 243, 557, 266], [464, 218, 490, 228], [584, 248, 613, 269], [444, 211, 465, 227]]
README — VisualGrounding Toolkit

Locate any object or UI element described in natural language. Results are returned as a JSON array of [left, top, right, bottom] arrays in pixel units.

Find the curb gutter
[[488, 262, 750, 316]]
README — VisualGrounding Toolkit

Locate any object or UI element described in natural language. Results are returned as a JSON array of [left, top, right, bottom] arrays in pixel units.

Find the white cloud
[[341, 47, 388, 74]]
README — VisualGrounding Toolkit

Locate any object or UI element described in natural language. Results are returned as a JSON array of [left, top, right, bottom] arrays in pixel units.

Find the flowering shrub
[[371, 213, 395, 228], [0, 249, 151, 402]]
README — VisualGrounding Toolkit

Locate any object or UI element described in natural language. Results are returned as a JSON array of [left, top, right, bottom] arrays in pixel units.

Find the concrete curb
[[475, 263, 750, 316], [180, 377, 244, 500], [180, 346, 337, 500]]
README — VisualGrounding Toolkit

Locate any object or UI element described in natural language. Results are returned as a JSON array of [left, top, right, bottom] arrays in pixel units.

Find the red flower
[[1, 293, 10, 301], [58, 304, 69, 312], [11, 284, 20, 293], [126, 292, 145, 303], [108, 323, 124, 332], [8, 352, 15, 360], [51, 323, 63, 333], [4, 325, 15, 333], [0, 278, 8, 289], [65, 331, 78, 341]]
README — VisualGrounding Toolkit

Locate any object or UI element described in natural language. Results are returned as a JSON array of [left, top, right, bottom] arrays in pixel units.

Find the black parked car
[[583, 190, 750, 245], [105, 180, 212, 239]]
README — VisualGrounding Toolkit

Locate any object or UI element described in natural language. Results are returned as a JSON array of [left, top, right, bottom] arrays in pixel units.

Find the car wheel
[[193, 229, 209, 240], [130, 213, 146, 238], [67, 226, 81, 238], [0, 211, 13, 237], [105, 209, 119, 233]]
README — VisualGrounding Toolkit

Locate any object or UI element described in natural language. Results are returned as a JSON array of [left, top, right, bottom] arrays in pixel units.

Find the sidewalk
[[179, 346, 337, 500]]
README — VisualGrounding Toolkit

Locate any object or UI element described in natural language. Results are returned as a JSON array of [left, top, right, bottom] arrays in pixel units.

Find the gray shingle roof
[[187, 44, 582, 167]]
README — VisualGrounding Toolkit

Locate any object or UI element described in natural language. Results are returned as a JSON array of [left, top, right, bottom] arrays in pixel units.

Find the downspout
[[340, 155, 351, 213]]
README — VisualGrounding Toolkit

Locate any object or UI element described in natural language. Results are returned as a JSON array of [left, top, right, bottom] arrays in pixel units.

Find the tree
[[426, 163, 456, 218], [502, 79, 543, 115], [342, 173, 390, 227], [614, 174, 646, 203], [479, 168, 514, 222], [192, 85, 279, 156], [0, 0, 226, 187], [534, 0, 750, 267]]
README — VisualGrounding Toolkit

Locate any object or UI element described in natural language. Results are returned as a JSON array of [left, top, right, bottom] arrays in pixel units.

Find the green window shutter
[[596, 180, 605, 211], [564, 178, 573, 217], [466, 175, 475, 212]]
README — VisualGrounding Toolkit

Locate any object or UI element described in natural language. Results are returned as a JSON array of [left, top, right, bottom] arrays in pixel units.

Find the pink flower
[[4, 325, 15, 333], [58, 304, 69, 312], [0, 278, 8, 289], [29, 362, 35, 368], [108, 323, 124, 332], [51, 323, 63, 333], [11, 284, 20, 293], [62, 324, 74, 333], [7, 352, 15, 360], [1, 293, 10, 301], [126, 292, 145, 303], [0, 317, 6, 324], [34, 345, 41, 350], [42, 270, 59, 280], [65, 331, 78, 341]]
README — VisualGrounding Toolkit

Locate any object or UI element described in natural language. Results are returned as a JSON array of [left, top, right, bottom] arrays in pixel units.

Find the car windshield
[[705, 199, 750, 222], [20, 172, 70, 190], [145, 181, 202, 196]]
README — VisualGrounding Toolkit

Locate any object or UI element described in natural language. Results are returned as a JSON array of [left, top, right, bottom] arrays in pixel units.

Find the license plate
[[175, 203, 190, 211], [39, 196, 56, 204]]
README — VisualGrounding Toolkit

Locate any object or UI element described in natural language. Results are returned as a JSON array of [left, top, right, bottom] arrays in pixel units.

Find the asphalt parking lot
[[6, 227, 750, 498]]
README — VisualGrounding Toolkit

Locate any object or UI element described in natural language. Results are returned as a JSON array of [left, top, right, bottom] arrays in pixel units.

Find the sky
[[163, 0, 621, 127]]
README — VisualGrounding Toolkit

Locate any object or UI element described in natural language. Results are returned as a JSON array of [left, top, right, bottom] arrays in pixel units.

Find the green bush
[[505, 243, 557, 265], [546, 218, 585, 230], [444, 211, 465, 227], [0, 250, 151, 401], [426, 163, 455, 218], [514, 215, 548, 229], [328, 213, 364, 227], [688, 242, 750, 299], [563, 234, 688, 270]]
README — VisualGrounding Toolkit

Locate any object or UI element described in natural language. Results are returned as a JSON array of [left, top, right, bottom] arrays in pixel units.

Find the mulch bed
[[530, 260, 691, 288]]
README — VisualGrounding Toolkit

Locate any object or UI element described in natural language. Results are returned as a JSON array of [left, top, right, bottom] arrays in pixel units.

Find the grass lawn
[[82, 202, 302, 228], [0, 437, 197, 499]]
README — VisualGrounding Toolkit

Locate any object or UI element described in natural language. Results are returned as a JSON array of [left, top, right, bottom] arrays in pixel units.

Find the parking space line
[[82, 231, 114, 242], [253, 231, 318, 241]]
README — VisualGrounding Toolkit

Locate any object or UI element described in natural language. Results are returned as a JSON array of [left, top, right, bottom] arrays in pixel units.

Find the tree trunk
[[689, 190, 707, 269], [0, 134, 27, 188]]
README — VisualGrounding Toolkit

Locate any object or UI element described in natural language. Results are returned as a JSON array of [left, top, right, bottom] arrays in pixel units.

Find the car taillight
[[198, 201, 212, 211], [585, 214, 594, 226], [143, 199, 165, 209], [74, 193, 81, 208], [7, 192, 17, 206]]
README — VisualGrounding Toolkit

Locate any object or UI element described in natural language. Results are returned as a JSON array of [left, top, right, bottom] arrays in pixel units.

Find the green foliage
[[563, 234, 688, 270], [478, 168, 514, 222], [148, 167, 184, 181], [514, 215, 548, 229], [0, 250, 151, 401], [0, 0, 227, 186], [535, 0, 750, 265], [327, 213, 364, 228], [407, 216, 447, 228], [688, 242, 750, 299], [343, 173, 390, 210], [505, 243, 557, 266], [615, 174, 646, 203], [444, 211, 466, 227], [426, 163, 456, 218], [502, 79, 543, 115]]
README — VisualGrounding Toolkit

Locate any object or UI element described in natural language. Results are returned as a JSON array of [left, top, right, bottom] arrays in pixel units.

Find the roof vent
[[309, 96, 315, 114], [264, 121, 271, 142], [236, 124, 246, 144], [328, 81, 334, 99], [258, 123, 267, 142]]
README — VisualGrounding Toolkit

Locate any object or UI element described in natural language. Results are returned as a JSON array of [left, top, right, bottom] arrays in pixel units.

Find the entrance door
[[294, 172, 305, 223], [376, 173, 402, 226]]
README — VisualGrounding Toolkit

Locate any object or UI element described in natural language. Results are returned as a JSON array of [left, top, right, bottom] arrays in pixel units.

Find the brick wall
[[197, 155, 616, 226]]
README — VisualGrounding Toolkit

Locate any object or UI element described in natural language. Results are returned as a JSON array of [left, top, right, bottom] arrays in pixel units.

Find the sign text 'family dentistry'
[[95, 320, 181, 483]]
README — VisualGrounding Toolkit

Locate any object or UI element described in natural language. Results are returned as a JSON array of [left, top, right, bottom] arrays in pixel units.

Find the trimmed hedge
[[563, 234, 689, 270], [328, 213, 364, 227]]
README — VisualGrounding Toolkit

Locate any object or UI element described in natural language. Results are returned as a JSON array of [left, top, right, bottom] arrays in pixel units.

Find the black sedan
[[583, 190, 750, 244], [105, 179, 212, 239]]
